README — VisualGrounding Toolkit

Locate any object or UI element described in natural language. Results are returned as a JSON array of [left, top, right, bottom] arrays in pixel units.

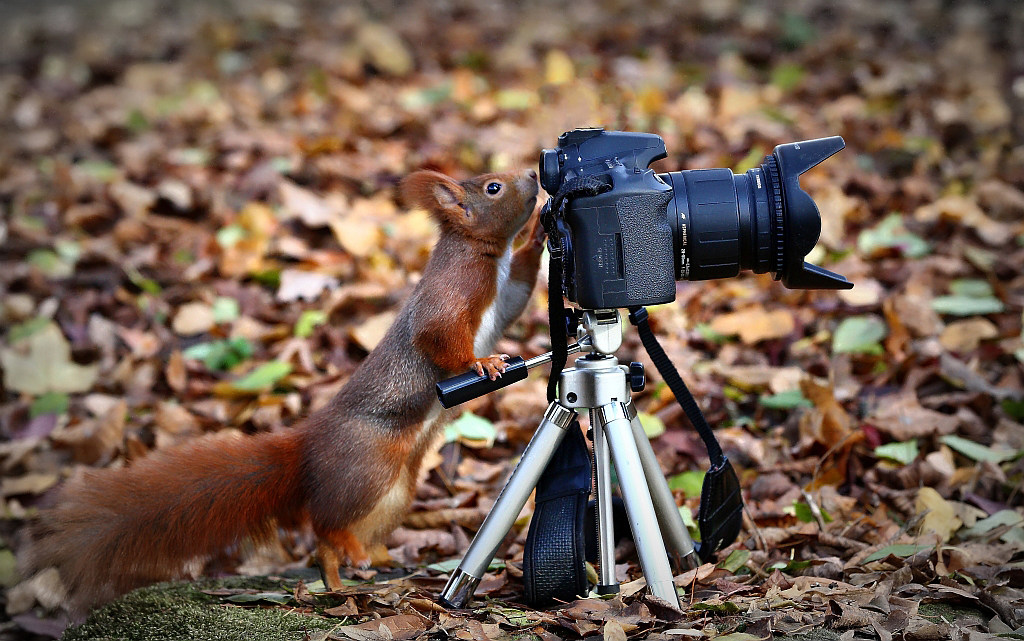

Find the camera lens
[[661, 166, 774, 282], [660, 137, 851, 290]]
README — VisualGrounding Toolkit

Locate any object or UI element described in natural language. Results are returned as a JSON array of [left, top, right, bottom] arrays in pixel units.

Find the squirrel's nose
[[525, 169, 537, 181]]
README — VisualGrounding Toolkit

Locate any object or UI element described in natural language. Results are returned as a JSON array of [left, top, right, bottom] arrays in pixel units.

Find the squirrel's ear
[[401, 171, 469, 225]]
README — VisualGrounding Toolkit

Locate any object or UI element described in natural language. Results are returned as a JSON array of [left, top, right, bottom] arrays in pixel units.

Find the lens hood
[[772, 137, 853, 290]]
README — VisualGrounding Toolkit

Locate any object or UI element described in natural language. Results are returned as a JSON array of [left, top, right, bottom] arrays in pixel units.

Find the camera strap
[[539, 176, 612, 402], [628, 307, 744, 561], [523, 415, 592, 606]]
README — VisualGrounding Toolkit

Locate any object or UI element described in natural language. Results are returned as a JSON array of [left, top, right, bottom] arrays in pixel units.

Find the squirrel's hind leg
[[316, 528, 371, 590]]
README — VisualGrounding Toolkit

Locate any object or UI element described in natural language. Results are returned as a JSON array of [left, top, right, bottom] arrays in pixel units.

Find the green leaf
[[780, 12, 816, 49], [495, 89, 538, 110], [183, 338, 253, 370], [832, 315, 888, 354], [734, 145, 766, 174], [216, 224, 246, 249], [0, 549, 18, 588], [857, 213, 930, 258], [212, 297, 240, 323], [940, 434, 1018, 464], [691, 600, 740, 614], [930, 296, 1004, 316], [874, 440, 919, 465], [225, 592, 294, 605], [1004, 398, 1024, 421], [638, 412, 665, 439], [668, 470, 705, 500], [760, 389, 813, 410], [768, 559, 814, 572], [960, 510, 1023, 539], [771, 63, 805, 91], [75, 160, 119, 182], [679, 506, 699, 541], [785, 501, 832, 524], [8, 317, 50, 343], [694, 323, 729, 343], [28, 250, 73, 278], [719, 549, 751, 574], [30, 392, 69, 418], [444, 412, 496, 446], [231, 361, 292, 391], [294, 310, 328, 338], [949, 279, 994, 298]]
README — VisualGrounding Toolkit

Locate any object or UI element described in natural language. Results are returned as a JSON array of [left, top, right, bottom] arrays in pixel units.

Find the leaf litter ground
[[1, 0, 1024, 639]]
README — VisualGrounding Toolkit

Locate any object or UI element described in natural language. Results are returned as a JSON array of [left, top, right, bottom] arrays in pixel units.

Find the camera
[[539, 128, 853, 310]]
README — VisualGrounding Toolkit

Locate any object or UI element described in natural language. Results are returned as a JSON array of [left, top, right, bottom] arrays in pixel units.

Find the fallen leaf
[[279, 180, 339, 227], [172, 301, 216, 335], [349, 311, 396, 351], [277, 269, 339, 302], [832, 315, 887, 354], [867, 395, 958, 440], [710, 308, 795, 344], [0, 473, 59, 497], [0, 322, 99, 394], [603, 620, 627, 641], [916, 487, 961, 542], [939, 317, 999, 352]]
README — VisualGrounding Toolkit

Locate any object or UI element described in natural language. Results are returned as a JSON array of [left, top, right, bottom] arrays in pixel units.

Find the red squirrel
[[24, 168, 543, 612]]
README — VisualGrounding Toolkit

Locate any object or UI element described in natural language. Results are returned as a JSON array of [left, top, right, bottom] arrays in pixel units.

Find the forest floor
[[1, 0, 1024, 639]]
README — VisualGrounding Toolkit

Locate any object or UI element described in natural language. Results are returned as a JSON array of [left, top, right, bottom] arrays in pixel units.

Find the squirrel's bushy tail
[[24, 429, 306, 612]]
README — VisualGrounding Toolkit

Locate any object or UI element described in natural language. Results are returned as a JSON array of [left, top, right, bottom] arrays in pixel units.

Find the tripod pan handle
[[436, 356, 528, 408]]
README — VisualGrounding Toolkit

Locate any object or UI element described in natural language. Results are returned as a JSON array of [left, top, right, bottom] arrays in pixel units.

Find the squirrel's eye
[[485, 182, 502, 195]]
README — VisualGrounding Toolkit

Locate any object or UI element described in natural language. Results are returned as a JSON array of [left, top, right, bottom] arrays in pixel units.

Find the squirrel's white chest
[[473, 245, 512, 358]]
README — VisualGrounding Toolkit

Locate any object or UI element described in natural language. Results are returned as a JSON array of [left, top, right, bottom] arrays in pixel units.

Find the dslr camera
[[539, 128, 853, 310]]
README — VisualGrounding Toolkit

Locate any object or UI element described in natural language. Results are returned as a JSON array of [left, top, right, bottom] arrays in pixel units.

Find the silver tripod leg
[[440, 402, 576, 608], [595, 402, 680, 607], [590, 410, 618, 594], [625, 401, 701, 572]]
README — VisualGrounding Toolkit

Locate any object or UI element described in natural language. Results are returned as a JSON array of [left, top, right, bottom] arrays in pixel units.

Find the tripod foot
[[596, 584, 619, 596], [439, 569, 480, 609]]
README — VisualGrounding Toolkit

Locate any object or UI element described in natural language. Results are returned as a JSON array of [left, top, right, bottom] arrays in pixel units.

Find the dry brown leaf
[[867, 395, 958, 440], [939, 317, 999, 352], [165, 350, 187, 393], [350, 311, 397, 351], [799, 380, 852, 447], [709, 308, 796, 344]]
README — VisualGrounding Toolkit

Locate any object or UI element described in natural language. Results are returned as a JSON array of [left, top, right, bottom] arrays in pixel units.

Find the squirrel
[[23, 168, 544, 613]]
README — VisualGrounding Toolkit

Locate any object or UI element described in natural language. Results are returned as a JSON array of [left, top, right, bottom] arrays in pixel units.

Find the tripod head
[[436, 308, 625, 409]]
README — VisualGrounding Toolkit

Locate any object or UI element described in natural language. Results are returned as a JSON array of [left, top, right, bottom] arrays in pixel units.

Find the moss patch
[[918, 601, 986, 625], [62, 577, 339, 641]]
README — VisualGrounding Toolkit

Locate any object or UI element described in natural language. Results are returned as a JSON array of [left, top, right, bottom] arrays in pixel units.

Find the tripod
[[439, 310, 700, 609]]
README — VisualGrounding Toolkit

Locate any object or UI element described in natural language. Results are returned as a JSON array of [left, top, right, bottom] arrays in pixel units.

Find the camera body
[[539, 128, 852, 310], [544, 130, 677, 309]]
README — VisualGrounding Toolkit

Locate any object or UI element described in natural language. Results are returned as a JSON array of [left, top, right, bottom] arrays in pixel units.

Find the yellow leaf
[[916, 487, 962, 542], [545, 50, 575, 85]]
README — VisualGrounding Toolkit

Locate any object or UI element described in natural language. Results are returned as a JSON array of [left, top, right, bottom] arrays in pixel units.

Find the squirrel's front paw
[[472, 354, 510, 380]]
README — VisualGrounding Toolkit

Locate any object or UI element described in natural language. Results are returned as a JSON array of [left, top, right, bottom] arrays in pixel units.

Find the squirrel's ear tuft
[[401, 171, 468, 224]]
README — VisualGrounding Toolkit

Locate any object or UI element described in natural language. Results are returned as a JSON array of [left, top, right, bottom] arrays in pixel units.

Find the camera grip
[[436, 357, 528, 408]]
